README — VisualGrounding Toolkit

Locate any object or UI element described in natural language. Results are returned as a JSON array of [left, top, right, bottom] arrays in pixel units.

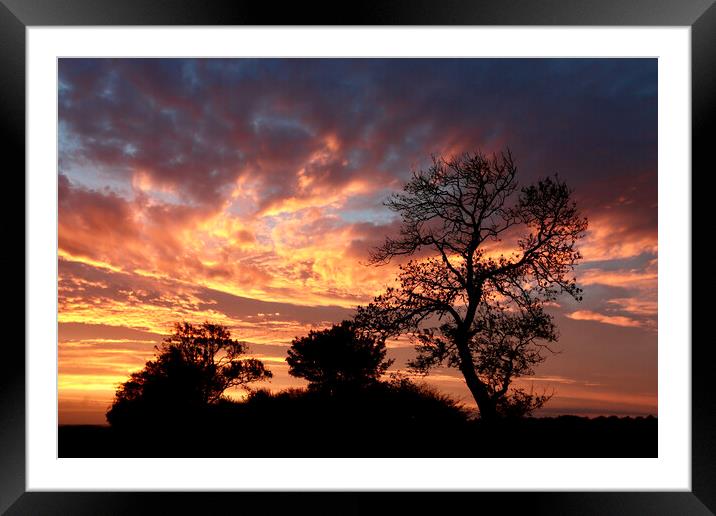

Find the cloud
[[59, 259, 354, 340], [58, 176, 401, 308], [607, 298, 657, 317], [60, 58, 657, 206], [565, 310, 642, 328], [570, 254, 657, 329]]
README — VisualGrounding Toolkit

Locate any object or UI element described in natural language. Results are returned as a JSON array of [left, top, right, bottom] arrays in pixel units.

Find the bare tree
[[357, 151, 587, 420]]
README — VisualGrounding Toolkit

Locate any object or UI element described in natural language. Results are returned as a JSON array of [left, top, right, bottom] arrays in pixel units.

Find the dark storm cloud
[[59, 58, 657, 209]]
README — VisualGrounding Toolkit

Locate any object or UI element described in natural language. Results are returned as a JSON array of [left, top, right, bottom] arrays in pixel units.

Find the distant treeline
[[60, 389, 657, 458]]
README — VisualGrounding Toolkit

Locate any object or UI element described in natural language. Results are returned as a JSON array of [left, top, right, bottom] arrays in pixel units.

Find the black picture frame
[[2, 1, 711, 514]]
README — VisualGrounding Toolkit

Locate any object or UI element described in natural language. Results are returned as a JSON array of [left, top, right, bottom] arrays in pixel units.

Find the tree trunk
[[454, 336, 497, 422]]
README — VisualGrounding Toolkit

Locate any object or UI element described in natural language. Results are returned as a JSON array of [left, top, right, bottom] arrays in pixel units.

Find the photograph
[[57, 57, 658, 458]]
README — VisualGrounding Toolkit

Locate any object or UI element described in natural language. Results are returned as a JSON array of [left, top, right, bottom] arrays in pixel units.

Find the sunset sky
[[58, 58, 657, 424]]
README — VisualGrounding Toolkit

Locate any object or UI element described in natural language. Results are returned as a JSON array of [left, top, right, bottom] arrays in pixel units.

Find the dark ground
[[59, 386, 657, 458], [59, 416, 657, 458]]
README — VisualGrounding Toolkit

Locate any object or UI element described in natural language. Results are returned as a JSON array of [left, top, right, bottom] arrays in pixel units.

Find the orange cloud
[[59, 174, 399, 310], [580, 267, 657, 288], [580, 213, 657, 262], [607, 298, 657, 317], [565, 310, 642, 328]]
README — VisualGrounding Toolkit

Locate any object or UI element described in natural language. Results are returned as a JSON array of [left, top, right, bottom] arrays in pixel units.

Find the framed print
[[3, 0, 713, 514]]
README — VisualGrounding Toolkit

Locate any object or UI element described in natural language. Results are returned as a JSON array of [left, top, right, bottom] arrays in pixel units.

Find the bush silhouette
[[286, 320, 393, 394], [106, 321, 271, 430], [232, 378, 469, 456]]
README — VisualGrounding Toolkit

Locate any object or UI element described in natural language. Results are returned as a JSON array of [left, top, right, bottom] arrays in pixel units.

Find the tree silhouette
[[106, 321, 271, 428], [286, 320, 393, 394], [357, 151, 587, 420]]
